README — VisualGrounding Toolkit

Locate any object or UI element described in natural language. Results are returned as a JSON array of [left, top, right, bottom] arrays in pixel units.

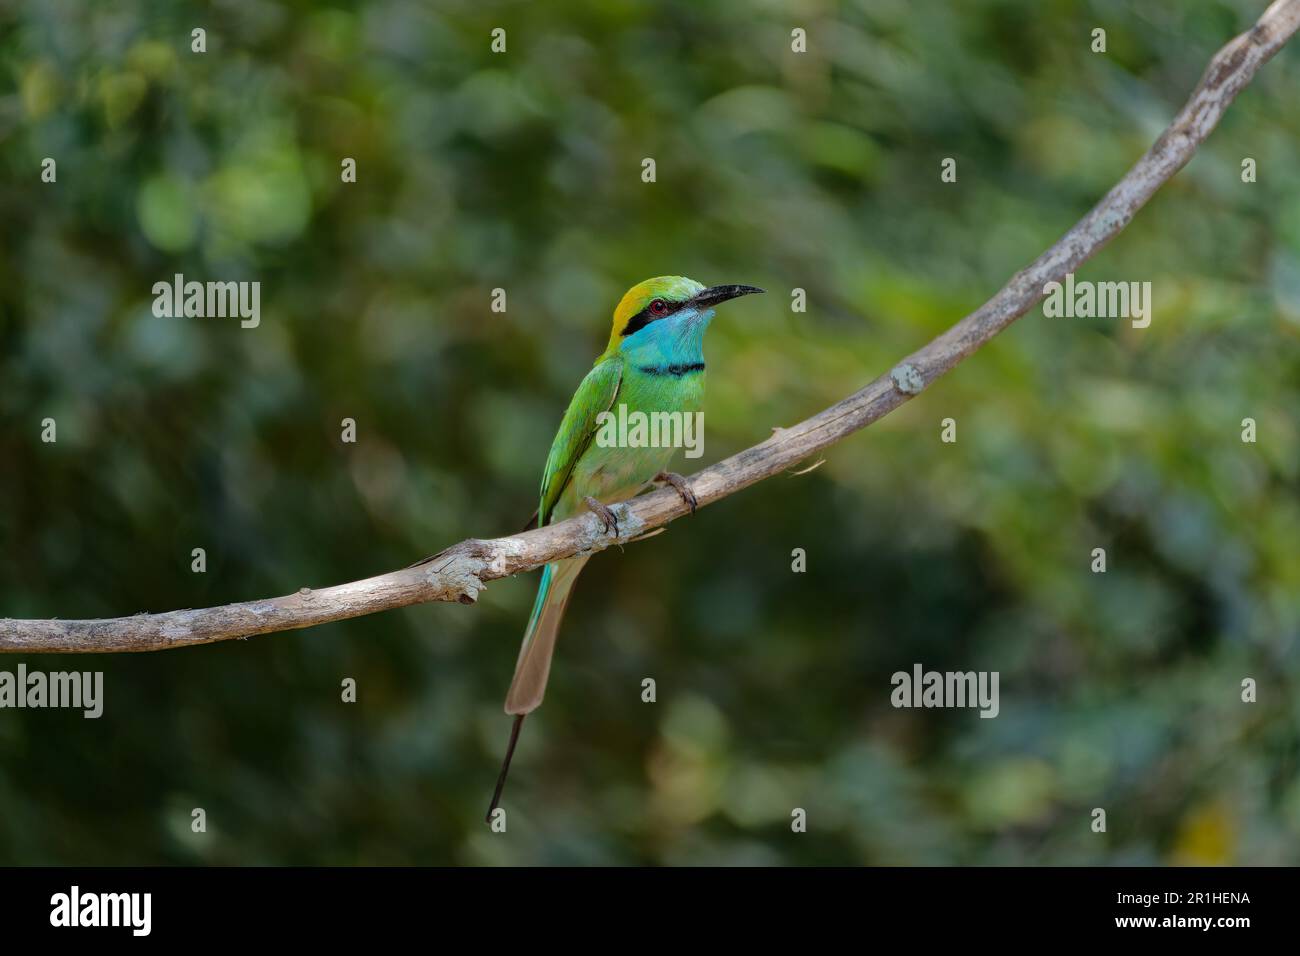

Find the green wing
[[537, 355, 623, 526]]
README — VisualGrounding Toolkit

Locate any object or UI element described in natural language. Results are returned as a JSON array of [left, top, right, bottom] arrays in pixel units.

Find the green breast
[[553, 363, 706, 520]]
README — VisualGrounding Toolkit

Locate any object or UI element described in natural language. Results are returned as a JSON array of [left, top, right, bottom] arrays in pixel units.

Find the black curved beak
[[692, 284, 765, 308]]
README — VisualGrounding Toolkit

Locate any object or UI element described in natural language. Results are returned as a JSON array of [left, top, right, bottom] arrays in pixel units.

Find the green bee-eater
[[488, 276, 763, 817]]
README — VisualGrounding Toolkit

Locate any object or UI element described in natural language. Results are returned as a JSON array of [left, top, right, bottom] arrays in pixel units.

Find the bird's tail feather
[[505, 556, 589, 715]]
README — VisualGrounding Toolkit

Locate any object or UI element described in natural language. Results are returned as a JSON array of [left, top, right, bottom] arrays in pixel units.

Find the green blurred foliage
[[1, 0, 1298, 865]]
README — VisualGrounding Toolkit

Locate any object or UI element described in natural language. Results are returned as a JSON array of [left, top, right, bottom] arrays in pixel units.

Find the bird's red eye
[[650, 299, 668, 316]]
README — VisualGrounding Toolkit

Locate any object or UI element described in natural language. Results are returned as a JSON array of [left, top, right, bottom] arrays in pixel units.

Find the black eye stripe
[[620, 298, 687, 337]]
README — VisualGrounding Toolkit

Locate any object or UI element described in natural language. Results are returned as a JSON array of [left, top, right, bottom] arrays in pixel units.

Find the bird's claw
[[655, 471, 697, 514], [583, 496, 620, 537]]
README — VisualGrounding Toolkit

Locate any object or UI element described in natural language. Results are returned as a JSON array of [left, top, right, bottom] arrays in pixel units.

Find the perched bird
[[487, 276, 763, 818]]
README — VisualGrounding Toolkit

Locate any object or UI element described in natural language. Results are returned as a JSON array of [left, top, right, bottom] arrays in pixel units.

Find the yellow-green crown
[[606, 276, 705, 350]]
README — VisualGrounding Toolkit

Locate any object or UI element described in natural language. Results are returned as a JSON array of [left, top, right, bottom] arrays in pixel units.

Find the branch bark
[[4, 0, 1298, 653]]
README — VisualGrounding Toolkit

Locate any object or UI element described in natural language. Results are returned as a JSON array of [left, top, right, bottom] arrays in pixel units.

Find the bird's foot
[[655, 471, 697, 514], [583, 496, 620, 537]]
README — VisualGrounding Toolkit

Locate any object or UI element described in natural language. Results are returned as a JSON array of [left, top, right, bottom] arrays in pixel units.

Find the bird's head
[[605, 275, 764, 357]]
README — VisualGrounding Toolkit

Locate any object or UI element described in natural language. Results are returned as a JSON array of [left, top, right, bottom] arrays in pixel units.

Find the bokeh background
[[2, 0, 1298, 865]]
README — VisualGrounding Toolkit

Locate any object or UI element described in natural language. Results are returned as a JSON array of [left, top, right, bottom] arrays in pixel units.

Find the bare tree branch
[[4, 0, 1298, 653]]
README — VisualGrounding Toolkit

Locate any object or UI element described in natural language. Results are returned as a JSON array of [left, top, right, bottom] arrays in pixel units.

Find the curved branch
[[4, 0, 1298, 653]]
